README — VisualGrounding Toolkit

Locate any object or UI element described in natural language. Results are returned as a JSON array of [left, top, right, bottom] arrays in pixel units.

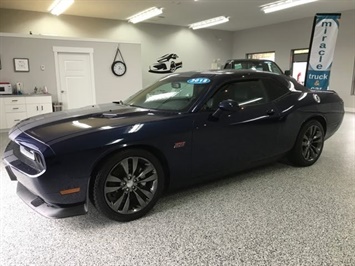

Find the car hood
[[9, 103, 173, 143]]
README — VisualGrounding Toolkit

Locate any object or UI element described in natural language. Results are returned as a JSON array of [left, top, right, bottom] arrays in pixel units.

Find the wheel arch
[[88, 145, 171, 202], [303, 115, 327, 135]]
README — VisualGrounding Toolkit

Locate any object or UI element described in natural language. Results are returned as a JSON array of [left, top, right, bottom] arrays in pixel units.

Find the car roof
[[226, 59, 275, 63], [169, 69, 280, 78], [161, 69, 291, 89]]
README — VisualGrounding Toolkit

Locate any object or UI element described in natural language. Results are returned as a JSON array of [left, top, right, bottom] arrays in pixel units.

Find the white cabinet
[[3, 97, 27, 129], [0, 98, 7, 129], [0, 95, 52, 130], [26, 96, 53, 118]]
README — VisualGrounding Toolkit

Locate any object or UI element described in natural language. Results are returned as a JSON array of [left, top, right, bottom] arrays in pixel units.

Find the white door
[[56, 50, 96, 110]]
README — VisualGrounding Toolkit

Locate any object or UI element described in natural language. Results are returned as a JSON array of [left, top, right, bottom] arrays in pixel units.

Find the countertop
[[0, 94, 52, 98]]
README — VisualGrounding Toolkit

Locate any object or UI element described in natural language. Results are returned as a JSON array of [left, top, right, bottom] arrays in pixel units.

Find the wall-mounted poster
[[14, 58, 30, 72], [149, 53, 182, 74]]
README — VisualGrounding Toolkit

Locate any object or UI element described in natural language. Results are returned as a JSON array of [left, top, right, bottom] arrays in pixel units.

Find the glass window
[[267, 62, 283, 74], [246, 51, 275, 61], [124, 78, 207, 111], [203, 80, 267, 111], [262, 78, 290, 101]]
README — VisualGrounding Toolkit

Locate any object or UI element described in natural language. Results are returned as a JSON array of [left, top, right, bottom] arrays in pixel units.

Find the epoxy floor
[[0, 114, 354, 266]]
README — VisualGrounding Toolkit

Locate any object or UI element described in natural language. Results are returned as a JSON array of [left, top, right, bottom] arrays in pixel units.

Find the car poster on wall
[[149, 53, 182, 74]]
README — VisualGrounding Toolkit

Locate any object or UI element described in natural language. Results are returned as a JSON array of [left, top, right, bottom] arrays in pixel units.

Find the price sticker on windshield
[[187, 78, 211, 84]]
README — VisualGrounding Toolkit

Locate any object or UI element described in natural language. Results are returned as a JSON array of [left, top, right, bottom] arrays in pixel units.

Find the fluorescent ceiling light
[[128, 7, 163, 24], [261, 0, 318, 14], [48, 0, 74, 16], [190, 16, 229, 30]]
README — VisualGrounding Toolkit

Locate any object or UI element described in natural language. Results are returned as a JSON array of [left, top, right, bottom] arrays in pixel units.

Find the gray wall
[[0, 8, 234, 88], [0, 35, 142, 103], [232, 10, 355, 111], [0, 8, 354, 110]]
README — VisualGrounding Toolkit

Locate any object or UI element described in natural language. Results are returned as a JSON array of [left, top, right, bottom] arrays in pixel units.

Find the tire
[[93, 149, 165, 222], [288, 120, 325, 167], [170, 61, 176, 72]]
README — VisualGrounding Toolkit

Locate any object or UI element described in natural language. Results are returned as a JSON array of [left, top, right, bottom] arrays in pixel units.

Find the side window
[[262, 78, 290, 101], [203, 80, 268, 110]]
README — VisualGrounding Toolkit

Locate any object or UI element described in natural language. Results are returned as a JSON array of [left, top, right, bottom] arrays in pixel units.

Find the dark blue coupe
[[3, 70, 344, 222]]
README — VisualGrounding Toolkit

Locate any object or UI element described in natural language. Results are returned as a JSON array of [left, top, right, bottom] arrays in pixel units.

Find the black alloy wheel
[[93, 149, 164, 222], [288, 120, 325, 167]]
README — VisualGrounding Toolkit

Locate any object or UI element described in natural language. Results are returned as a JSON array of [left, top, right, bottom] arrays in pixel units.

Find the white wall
[[232, 10, 355, 111]]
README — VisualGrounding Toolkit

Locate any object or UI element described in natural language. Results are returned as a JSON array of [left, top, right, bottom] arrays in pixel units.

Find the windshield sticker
[[187, 78, 211, 84]]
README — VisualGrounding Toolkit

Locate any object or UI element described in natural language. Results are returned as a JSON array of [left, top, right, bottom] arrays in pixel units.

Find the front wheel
[[93, 149, 165, 222], [288, 120, 325, 167]]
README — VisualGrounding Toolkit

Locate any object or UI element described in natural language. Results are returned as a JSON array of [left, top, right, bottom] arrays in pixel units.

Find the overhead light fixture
[[127, 7, 163, 24], [189, 16, 229, 30], [261, 0, 318, 14], [48, 0, 74, 16]]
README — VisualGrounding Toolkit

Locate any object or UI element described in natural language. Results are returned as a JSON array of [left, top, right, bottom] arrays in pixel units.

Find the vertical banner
[[305, 13, 341, 90]]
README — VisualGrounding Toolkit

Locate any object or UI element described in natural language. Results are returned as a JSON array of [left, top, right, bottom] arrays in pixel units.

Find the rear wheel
[[288, 120, 325, 167], [93, 149, 164, 222]]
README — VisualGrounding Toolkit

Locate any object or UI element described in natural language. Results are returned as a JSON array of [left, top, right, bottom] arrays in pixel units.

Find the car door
[[191, 78, 282, 178]]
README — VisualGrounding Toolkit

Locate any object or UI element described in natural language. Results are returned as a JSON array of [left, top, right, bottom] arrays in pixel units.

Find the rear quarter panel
[[274, 90, 344, 153]]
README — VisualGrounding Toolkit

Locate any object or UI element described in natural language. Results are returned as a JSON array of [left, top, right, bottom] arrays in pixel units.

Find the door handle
[[61, 90, 65, 93], [266, 109, 275, 115]]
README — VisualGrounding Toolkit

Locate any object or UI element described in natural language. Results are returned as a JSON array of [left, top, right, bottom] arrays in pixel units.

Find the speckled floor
[[0, 113, 354, 266]]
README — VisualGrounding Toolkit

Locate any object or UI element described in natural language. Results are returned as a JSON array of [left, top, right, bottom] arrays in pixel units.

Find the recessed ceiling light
[[261, 0, 319, 14], [127, 7, 163, 24], [48, 0, 74, 16], [190, 16, 230, 30]]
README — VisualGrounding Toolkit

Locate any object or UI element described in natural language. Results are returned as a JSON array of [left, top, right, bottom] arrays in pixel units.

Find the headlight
[[19, 143, 46, 171], [20, 145, 35, 160]]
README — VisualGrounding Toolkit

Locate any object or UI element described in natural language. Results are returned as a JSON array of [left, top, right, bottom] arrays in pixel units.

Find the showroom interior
[[0, 0, 354, 265]]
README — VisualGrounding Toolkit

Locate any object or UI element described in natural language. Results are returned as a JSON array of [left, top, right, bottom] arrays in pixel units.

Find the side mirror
[[284, 70, 291, 76], [212, 99, 240, 119]]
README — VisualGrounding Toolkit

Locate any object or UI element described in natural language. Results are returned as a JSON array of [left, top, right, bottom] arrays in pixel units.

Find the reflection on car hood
[[9, 103, 172, 143]]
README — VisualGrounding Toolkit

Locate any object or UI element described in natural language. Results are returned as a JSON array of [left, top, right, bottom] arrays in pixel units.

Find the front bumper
[[5, 164, 88, 219], [16, 181, 87, 219], [3, 138, 89, 219]]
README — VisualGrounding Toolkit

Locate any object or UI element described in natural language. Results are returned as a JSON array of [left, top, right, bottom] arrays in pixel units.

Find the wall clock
[[111, 60, 126, 76], [112, 45, 126, 77]]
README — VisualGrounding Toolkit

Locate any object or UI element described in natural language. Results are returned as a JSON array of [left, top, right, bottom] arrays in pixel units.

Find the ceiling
[[0, 0, 354, 31]]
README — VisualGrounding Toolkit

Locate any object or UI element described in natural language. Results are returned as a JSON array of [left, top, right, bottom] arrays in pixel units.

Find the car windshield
[[123, 76, 209, 111]]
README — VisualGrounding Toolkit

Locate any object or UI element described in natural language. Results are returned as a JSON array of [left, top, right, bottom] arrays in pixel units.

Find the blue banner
[[305, 13, 341, 90]]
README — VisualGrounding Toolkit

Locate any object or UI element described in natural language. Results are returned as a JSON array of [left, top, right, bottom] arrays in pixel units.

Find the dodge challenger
[[3, 70, 344, 222]]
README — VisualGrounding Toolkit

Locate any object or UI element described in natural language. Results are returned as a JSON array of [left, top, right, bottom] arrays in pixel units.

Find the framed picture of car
[[13, 58, 30, 72]]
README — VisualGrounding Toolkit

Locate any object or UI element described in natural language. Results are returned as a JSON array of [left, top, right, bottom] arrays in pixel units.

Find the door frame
[[53, 46, 96, 108]]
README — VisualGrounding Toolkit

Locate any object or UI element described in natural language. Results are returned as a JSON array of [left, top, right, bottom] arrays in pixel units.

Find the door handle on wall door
[[61, 90, 65, 93]]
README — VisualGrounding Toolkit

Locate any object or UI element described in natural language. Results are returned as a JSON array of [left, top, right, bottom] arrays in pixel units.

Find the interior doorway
[[291, 48, 309, 85], [53, 47, 96, 110]]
